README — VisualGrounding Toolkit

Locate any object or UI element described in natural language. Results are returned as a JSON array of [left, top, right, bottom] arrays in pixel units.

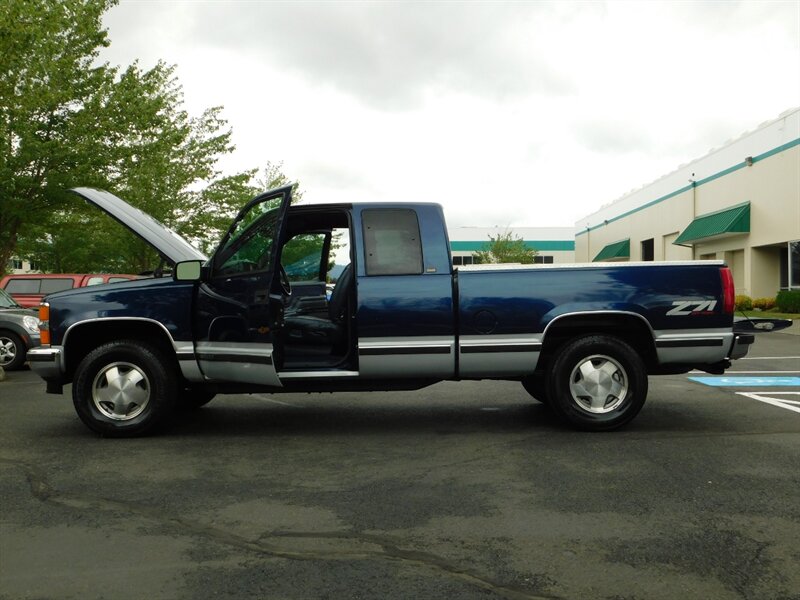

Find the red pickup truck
[[0, 273, 137, 308]]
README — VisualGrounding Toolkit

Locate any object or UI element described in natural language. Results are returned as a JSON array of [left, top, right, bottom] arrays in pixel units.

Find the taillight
[[39, 302, 50, 346], [720, 267, 735, 314]]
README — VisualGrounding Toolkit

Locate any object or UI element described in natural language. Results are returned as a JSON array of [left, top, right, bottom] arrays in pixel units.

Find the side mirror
[[174, 260, 203, 281]]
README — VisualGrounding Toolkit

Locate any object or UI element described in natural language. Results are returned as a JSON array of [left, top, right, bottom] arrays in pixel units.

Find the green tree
[[1, 0, 117, 273], [184, 161, 303, 256], [1, 0, 272, 275], [473, 230, 539, 264]]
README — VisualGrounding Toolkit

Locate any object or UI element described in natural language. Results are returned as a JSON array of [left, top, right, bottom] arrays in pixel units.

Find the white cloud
[[101, 0, 800, 228]]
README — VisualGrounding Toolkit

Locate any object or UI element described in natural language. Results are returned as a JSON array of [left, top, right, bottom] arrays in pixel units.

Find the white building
[[449, 226, 576, 265], [5, 258, 39, 274], [575, 107, 800, 299]]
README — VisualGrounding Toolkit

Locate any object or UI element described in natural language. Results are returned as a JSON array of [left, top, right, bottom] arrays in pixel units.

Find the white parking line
[[736, 392, 800, 414], [742, 356, 800, 360], [691, 370, 800, 374], [252, 394, 301, 407]]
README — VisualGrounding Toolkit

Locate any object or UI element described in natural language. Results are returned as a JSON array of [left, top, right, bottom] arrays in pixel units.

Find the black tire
[[72, 340, 177, 437], [521, 374, 549, 404], [177, 386, 216, 410], [0, 330, 26, 371], [547, 335, 648, 431]]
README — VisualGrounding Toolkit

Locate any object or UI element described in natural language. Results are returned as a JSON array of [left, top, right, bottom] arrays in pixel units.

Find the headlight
[[23, 315, 40, 335]]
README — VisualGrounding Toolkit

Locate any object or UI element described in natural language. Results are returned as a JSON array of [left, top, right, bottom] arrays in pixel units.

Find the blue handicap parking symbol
[[689, 376, 800, 387]]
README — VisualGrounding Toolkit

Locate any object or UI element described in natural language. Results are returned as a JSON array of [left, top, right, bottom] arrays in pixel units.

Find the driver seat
[[283, 264, 353, 348]]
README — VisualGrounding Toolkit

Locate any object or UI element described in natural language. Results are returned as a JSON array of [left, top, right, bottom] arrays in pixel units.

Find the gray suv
[[0, 287, 40, 370]]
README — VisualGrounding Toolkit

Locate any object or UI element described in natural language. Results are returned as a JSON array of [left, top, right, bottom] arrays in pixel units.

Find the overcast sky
[[101, 0, 800, 229]]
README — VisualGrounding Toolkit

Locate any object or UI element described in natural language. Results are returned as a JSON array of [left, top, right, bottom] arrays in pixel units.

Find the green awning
[[674, 202, 750, 246], [593, 239, 630, 262]]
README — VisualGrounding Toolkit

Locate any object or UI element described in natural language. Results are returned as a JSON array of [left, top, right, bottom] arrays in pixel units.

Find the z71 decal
[[667, 300, 718, 316]]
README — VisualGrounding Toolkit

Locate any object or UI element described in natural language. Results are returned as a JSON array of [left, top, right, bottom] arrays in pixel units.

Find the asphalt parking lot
[[1, 332, 799, 600]]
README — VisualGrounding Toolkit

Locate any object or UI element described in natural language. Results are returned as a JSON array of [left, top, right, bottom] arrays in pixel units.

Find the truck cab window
[[362, 209, 423, 276], [216, 206, 281, 276]]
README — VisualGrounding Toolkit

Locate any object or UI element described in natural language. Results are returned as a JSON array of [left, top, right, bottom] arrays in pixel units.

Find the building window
[[641, 238, 654, 261], [452, 256, 475, 266], [533, 255, 554, 264], [790, 241, 800, 289], [7, 259, 23, 270]]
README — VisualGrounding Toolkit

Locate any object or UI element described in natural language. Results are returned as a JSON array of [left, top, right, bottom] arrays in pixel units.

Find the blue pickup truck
[[28, 186, 754, 436]]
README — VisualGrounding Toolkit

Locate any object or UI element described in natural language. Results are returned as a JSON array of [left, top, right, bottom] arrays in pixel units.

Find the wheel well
[[538, 314, 658, 373], [63, 321, 179, 380]]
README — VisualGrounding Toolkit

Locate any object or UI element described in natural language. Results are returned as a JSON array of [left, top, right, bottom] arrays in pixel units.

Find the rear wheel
[[547, 335, 648, 431], [72, 340, 177, 437], [0, 331, 26, 371]]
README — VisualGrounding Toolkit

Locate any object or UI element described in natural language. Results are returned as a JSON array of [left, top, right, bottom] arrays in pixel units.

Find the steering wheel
[[278, 264, 292, 296]]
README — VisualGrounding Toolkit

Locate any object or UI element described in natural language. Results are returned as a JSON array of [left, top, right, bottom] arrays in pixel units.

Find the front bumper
[[26, 347, 64, 391], [729, 333, 755, 360]]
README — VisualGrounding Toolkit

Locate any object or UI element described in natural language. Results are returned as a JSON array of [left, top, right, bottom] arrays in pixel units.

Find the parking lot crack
[[6, 458, 560, 600]]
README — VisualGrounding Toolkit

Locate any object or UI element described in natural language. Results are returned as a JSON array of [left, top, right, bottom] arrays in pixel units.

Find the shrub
[[752, 297, 776, 311], [776, 290, 800, 313], [735, 295, 752, 311]]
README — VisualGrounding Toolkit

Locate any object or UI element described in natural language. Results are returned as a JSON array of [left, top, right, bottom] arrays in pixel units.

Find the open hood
[[71, 188, 208, 265]]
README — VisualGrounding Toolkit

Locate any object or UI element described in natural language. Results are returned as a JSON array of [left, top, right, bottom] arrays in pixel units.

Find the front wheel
[[72, 340, 177, 437], [547, 335, 648, 431]]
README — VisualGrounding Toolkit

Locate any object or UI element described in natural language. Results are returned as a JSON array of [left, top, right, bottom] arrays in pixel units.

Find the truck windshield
[[0, 288, 20, 308]]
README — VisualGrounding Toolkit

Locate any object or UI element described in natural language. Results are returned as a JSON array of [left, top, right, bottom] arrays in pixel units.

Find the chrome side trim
[[459, 334, 542, 377], [174, 341, 203, 382], [360, 346, 451, 356], [358, 336, 455, 378], [278, 370, 360, 379], [655, 338, 724, 348], [461, 343, 542, 354], [653, 328, 733, 364], [652, 327, 734, 337], [195, 341, 281, 386]]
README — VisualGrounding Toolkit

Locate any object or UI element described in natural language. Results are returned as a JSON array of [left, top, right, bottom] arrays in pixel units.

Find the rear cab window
[[362, 209, 423, 276]]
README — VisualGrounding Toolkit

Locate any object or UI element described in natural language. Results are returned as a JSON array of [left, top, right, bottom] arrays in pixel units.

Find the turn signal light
[[39, 302, 50, 346]]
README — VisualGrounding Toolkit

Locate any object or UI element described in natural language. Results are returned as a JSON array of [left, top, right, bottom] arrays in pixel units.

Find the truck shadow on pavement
[[168, 399, 563, 438]]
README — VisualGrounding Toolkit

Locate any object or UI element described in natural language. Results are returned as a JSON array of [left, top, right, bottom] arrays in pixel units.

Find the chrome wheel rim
[[568, 354, 628, 414], [0, 336, 17, 366], [91, 361, 151, 421]]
